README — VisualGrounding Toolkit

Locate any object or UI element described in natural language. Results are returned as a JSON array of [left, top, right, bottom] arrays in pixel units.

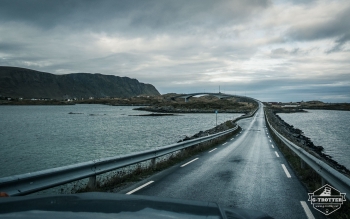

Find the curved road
[[121, 104, 325, 219]]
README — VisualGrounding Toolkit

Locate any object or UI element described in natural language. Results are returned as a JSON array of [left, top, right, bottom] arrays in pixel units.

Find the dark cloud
[[0, 42, 24, 52], [0, 0, 271, 36], [287, 4, 350, 47]]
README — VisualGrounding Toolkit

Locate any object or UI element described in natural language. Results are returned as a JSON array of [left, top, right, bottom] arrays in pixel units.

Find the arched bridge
[[173, 92, 247, 102]]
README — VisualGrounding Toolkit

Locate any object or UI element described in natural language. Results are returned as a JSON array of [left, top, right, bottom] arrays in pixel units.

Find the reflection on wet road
[[124, 104, 324, 219]]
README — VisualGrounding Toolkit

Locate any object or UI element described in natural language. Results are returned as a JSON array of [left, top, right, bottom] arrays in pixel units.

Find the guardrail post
[[87, 175, 97, 189], [300, 159, 305, 169], [151, 158, 156, 169]]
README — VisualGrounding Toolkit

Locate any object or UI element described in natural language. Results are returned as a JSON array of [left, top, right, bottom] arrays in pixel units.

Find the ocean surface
[[0, 104, 242, 178], [278, 110, 350, 170]]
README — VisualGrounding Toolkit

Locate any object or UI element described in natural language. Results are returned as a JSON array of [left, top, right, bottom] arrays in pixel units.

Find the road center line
[[209, 148, 217, 153], [281, 164, 291, 178], [300, 201, 315, 219], [126, 181, 154, 195], [181, 158, 199, 167], [275, 151, 280, 157], [271, 144, 274, 148]]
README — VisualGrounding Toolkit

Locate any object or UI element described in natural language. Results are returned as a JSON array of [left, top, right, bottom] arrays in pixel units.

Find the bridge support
[[87, 175, 97, 189]]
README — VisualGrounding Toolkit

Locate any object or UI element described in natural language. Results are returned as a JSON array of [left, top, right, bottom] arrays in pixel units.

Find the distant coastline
[[1, 95, 349, 112], [264, 101, 350, 112]]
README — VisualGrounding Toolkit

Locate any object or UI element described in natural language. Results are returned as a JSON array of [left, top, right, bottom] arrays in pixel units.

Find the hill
[[0, 66, 160, 99]]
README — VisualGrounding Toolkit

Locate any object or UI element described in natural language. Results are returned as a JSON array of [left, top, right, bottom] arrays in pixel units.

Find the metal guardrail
[[0, 126, 238, 196], [0, 105, 259, 196], [265, 113, 350, 200]]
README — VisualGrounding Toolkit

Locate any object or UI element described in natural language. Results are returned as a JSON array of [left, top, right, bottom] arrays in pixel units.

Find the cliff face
[[0, 66, 160, 99]]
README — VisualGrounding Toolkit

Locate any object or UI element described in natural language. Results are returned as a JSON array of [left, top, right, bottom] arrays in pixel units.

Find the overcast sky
[[0, 0, 349, 102]]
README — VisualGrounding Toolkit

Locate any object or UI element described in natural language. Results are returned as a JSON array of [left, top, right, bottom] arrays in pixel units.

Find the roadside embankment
[[177, 120, 236, 142], [265, 107, 350, 176]]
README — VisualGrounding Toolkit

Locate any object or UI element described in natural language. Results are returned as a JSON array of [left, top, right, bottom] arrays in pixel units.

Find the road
[[121, 104, 325, 219]]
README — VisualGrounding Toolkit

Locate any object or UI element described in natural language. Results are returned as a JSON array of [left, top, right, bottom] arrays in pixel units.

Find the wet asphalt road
[[122, 104, 325, 219]]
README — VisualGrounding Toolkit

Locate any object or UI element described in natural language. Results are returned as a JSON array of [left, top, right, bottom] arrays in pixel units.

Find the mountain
[[0, 66, 160, 99]]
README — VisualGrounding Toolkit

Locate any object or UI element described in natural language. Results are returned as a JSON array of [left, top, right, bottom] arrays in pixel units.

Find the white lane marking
[[223, 142, 227, 145], [231, 138, 234, 140], [275, 151, 280, 157], [268, 136, 270, 138], [271, 144, 274, 148], [209, 148, 217, 153], [126, 181, 154, 195], [300, 201, 315, 219], [181, 158, 199, 167], [269, 140, 271, 142], [281, 164, 291, 178]]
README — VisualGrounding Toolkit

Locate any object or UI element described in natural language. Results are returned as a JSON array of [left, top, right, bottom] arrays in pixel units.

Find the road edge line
[[126, 181, 154, 195], [181, 158, 199, 167], [300, 201, 315, 219]]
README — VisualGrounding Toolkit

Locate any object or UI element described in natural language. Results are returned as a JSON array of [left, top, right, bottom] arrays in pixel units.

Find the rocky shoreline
[[177, 120, 237, 142], [0, 99, 75, 105], [265, 107, 350, 176], [133, 106, 250, 114]]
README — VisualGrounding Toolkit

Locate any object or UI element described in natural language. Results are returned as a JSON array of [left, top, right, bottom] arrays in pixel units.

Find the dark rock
[[315, 146, 324, 151]]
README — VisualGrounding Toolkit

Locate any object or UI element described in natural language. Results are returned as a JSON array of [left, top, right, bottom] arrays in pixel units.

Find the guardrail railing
[[265, 112, 350, 200], [1, 126, 240, 196], [0, 105, 259, 197]]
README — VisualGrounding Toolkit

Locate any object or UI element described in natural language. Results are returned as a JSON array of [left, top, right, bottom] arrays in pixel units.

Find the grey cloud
[[270, 48, 311, 58], [289, 0, 316, 4], [0, 0, 271, 36], [270, 48, 291, 58], [287, 4, 350, 47], [327, 33, 350, 53], [0, 42, 24, 52]]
